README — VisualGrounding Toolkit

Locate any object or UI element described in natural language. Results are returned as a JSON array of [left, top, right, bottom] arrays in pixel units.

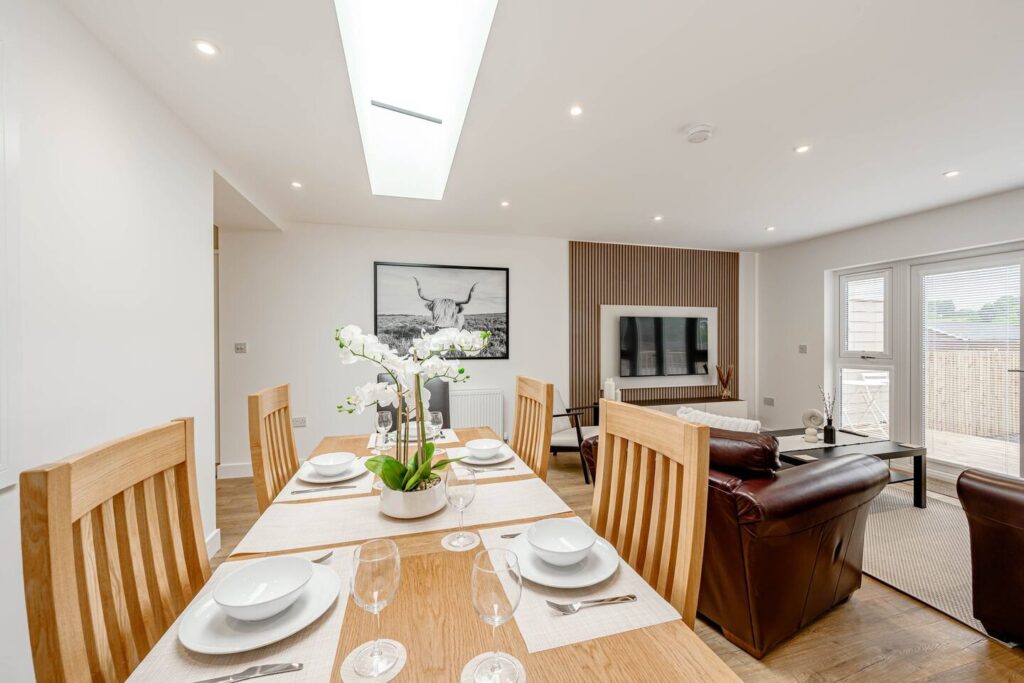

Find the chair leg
[[579, 450, 591, 485]]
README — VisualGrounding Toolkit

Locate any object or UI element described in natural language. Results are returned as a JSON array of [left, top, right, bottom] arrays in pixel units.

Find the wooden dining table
[[174, 427, 740, 681]]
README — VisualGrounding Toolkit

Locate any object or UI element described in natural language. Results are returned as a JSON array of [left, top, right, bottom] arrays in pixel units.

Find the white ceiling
[[63, 0, 1024, 250]]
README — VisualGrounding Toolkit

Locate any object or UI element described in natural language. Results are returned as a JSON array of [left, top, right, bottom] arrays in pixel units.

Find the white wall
[[217, 224, 571, 475], [0, 1, 220, 679], [757, 187, 1024, 430]]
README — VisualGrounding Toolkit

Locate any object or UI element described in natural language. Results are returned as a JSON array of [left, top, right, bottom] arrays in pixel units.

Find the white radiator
[[451, 388, 504, 439]]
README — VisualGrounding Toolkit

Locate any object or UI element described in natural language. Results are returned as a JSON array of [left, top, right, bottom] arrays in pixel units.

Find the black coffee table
[[770, 428, 928, 508]]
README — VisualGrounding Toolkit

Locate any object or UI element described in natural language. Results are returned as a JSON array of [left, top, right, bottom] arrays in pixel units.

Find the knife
[[290, 484, 357, 495], [193, 663, 303, 683]]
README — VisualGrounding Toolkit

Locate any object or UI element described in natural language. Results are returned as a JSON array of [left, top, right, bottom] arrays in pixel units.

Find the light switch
[[798, 344, 808, 354], [234, 342, 248, 354], [292, 416, 307, 428], [763, 396, 775, 407]]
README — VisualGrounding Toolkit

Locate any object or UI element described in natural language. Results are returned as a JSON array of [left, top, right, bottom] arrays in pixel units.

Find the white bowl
[[526, 518, 598, 567], [308, 452, 355, 477], [465, 438, 503, 460], [213, 556, 313, 621]]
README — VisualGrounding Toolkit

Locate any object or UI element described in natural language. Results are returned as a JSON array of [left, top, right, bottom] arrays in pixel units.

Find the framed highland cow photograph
[[374, 262, 509, 359]]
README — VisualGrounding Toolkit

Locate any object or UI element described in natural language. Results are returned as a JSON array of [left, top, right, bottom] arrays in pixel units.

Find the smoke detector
[[685, 124, 714, 144]]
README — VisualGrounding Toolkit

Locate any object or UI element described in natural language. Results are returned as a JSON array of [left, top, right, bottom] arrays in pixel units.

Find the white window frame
[[839, 268, 893, 360], [1, 41, 15, 490]]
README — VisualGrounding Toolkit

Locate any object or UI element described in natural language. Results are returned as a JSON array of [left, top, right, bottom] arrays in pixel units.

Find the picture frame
[[373, 261, 509, 359]]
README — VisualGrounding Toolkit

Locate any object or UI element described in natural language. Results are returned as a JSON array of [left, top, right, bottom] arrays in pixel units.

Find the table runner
[[128, 547, 354, 682], [777, 431, 886, 453], [234, 478, 571, 556], [478, 521, 681, 653], [365, 428, 461, 448], [275, 458, 376, 503]]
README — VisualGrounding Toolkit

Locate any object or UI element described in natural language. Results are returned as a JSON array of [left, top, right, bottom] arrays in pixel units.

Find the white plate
[[452, 445, 514, 467], [179, 563, 341, 655], [297, 457, 368, 484], [507, 534, 620, 589]]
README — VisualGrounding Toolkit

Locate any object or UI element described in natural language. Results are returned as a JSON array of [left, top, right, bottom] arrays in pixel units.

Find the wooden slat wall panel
[[569, 241, 740, 417]]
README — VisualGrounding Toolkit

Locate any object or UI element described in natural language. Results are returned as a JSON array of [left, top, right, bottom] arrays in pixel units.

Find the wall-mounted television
[[619, 316, 709, 377]]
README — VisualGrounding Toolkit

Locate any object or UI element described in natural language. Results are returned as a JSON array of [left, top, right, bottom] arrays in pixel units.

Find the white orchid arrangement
[[335, 324, 491, 492]]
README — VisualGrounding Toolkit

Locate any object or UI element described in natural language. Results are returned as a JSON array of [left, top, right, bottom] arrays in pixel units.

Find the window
[[840, 269, 891, 359], [840, 368, 891, 438]]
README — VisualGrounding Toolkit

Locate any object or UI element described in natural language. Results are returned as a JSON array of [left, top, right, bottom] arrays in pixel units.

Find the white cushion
[[676, 406, 761, 433], [552, 390, 573, 433], [551, 425, 599, 448]]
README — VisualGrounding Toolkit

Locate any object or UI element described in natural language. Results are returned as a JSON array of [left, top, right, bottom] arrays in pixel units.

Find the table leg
[[913, 455, 927, 509]]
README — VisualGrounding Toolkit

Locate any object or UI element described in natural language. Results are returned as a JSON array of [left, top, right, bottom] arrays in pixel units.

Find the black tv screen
[[619, 316, 709, 377]]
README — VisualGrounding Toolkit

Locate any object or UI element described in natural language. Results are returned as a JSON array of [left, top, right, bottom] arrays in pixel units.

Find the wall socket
[[798, 344, 808, 354], [763, 396, 776, 407], [234, 342, 248, 354], [291, 416, 307, 428]]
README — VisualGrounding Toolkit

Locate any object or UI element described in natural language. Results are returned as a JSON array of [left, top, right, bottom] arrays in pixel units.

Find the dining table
[[132, 426, 740, 682]]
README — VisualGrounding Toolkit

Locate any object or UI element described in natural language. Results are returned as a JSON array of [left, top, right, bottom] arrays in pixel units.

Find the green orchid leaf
[[365, 455, 407, 491], [403, 454, 436, 491], [430, 457, 463, 471]]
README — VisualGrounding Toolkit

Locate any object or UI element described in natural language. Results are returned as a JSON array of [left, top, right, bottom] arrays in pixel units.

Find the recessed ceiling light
[[290, 181, 303, 189], [500, 200, 509, 207], [569, 105, 583, 117], [653, 215, 664, 222], [793, 144, 812, 154], [765, 225, 776, 232], [943, 169, 960, 178], [193, 40, 220, 57]]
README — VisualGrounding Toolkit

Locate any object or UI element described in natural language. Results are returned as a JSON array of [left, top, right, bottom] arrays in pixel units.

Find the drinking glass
[[372, 411, 392, 455], [470, 549, 523, 683], [443, 468, 477, 549], [349, 539, 402, 677], [429, 410, 445, 454]]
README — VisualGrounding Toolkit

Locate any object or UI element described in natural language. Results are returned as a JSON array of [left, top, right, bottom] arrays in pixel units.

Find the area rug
[[864, 487, 996, 639]]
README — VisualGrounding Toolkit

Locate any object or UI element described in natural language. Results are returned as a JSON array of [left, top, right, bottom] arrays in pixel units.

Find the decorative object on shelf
[[374, 262, 509, 359], [336, 324, 490, 518], [603, 377, 617, 402], [818, 385, 837, 445], [801, 409, 825, 443], [716, 364, 734, 400]]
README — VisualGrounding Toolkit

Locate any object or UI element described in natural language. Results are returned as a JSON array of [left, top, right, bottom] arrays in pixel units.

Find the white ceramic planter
[[379, 480, 446, 519]]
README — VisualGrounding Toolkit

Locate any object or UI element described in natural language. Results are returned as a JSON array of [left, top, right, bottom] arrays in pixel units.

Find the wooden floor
[[215, 452, 1024, 682]]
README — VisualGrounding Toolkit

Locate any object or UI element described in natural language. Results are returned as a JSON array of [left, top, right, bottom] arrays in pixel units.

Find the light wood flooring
[[214, 453, 1024, 682]]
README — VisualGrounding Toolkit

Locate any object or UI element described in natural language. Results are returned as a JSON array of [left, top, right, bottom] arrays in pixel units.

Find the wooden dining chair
[[509, 375, 555, 480], [590, 399, 710, 627], [248, 383, 300, 513], [20, 418, 210, 683]]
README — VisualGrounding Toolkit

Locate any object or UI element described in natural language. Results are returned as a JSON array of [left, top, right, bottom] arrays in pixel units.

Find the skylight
[[334, 0, 498, 201]]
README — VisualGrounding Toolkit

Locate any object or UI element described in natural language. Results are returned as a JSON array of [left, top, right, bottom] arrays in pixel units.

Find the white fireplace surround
[[600, 305, 719, 390]]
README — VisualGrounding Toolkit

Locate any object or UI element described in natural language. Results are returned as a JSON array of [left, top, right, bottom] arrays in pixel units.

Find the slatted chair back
[[248, 384, 299, 512], [509, 375, 554, 479], [20, 418, 210, 683], [590, 399, 710, 627]]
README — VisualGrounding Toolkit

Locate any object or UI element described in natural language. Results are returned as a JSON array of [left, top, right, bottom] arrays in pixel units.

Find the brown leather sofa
[[957, 468, 1024, 644], [582, 428, 889, 658]]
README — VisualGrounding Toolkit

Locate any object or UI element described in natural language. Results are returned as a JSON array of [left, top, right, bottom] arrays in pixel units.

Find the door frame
[[909, 249, 1024, 478]]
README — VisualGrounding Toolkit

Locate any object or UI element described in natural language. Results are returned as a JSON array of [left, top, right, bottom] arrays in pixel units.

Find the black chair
[[376, 373, 451, 428], [550, 390, 599, 484]]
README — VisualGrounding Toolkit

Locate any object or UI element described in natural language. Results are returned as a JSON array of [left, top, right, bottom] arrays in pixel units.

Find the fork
[[465, 466, 516, 474], [546, 594, 637, 615]]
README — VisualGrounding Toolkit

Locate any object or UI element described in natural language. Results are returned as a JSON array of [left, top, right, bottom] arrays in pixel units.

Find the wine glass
[[429, 410, 445, 454], [442, 468, 476, 549], [470, 549, 523, 683], [372, 411, 392, 456], [349, 539, 402, 677]]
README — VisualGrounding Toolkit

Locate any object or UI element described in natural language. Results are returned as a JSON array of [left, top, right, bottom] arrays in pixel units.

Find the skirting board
[[206, 528, 221, 558], [218, 461, 253, 479]]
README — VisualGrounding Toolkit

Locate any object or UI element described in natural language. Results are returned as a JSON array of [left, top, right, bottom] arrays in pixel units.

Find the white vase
[[379, 480, 447, 519]]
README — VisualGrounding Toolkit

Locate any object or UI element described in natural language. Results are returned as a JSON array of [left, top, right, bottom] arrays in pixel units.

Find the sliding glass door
[[912, 253, 1023, 477]]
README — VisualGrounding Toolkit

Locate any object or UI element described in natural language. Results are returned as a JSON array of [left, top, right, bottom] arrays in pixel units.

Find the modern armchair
[[550, 390, 599, 484]]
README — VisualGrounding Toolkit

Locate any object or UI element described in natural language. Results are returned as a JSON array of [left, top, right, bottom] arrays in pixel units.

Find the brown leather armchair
[[582, 428, 889, 658], [957, 468, 1024, 643]]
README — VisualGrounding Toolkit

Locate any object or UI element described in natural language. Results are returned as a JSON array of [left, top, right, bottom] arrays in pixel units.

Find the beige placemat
[[275, 459, 376, 503], [478, 521, 681, 654], [365, 428, 461, 448], [128, 548, 354, 682], [450, 445, 534, 481], [234, 478, 571, 556]]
